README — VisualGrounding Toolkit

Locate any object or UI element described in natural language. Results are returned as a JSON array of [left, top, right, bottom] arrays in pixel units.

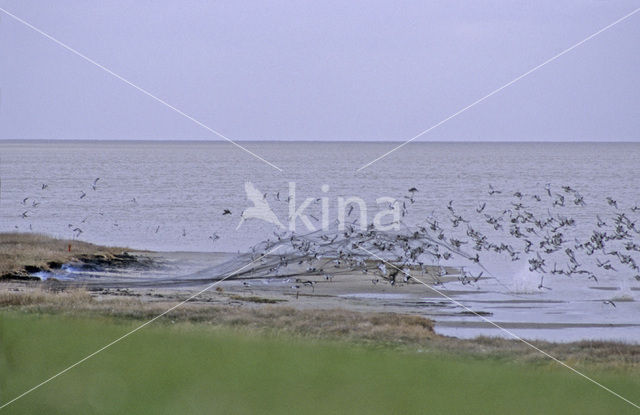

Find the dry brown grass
[[0, 232, 129, 277], [443, 335, 640, 370], [229, 295, 286, 304], [0, 285, 436, 344], [1, 285, 639, 368], [0, 286, 92, 307]]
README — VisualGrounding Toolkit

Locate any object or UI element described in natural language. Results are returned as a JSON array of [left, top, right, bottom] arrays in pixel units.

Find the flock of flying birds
[[18, 178, 101, 237], [215, 183, 639, 296], [14, 178, 640, 303], [18, 178, 166, 239]]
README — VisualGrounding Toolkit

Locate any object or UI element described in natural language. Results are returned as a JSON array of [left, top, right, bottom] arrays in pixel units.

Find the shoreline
[[1, 232, 639, 355]]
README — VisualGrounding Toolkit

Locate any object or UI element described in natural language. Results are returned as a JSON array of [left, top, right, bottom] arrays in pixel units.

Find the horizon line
[[1, 138, 639, 144]]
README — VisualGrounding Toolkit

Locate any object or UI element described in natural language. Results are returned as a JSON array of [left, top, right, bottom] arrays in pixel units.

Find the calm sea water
[[2, 140, 640, 342], [2, 140, 638, 252]]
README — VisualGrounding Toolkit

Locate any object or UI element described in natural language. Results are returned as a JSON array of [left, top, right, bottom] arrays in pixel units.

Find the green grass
[[1, 311, 639, 414]]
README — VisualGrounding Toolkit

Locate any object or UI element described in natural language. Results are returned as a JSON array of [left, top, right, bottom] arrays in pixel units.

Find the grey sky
[[0, 1, 638, 141]]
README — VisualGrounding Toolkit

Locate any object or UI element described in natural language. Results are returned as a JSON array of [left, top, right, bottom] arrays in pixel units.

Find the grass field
[[1, 312, 639, 414]]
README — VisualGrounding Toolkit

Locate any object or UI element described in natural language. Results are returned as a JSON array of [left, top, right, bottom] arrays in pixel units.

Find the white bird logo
[[236, 182, 284, 229]]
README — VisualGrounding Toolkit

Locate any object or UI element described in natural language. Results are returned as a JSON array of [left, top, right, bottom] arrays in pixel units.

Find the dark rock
[[76, 252, 154, 271], [0, 271, 40, 281], [47, 261, 63, 269]]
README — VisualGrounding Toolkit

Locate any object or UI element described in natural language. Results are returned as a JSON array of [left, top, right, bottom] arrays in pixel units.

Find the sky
[[0, 0, 638, 141]]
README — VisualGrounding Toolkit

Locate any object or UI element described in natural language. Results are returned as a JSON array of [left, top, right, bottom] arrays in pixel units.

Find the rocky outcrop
[[1, 252, 155, 281], [71, 252, 154, 271], [0, 270, 41, 281]]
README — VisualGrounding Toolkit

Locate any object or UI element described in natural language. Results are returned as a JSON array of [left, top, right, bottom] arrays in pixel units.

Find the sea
[[1, 140, 639, 342]]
